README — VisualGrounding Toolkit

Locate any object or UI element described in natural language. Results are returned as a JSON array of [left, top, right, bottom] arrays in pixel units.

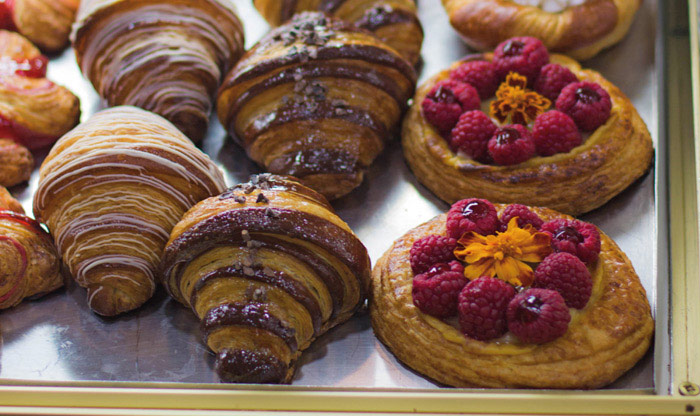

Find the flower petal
[[494, 256, 534, 286], [464, 258, 496, 280]]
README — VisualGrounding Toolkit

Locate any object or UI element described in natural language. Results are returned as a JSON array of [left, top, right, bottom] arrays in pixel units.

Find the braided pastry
[[0, 210, 62, 309], [0, 30, 80, 151], [72, 0, 245, 143], [442, 0, 641, 60], [253, 0, 423, 66], [0, 0, 79, 52], [217, 12, 416, 200], [34, 106, 226, 316], [160, 174, 371, 383]]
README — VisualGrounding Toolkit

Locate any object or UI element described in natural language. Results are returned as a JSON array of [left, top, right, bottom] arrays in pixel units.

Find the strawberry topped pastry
[[403, 36, 653, 216], [370, 198, 653, 389]]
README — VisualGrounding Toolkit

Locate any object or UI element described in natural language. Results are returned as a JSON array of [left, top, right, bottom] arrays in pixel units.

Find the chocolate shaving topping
[[256, 193, 269, 204], [234, 195, 246, 204], [265, 208, 280, 219]]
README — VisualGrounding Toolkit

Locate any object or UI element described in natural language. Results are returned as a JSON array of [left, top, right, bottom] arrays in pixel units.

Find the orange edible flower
[[454, 217, 552, 287], [490, 72, 551, 125]]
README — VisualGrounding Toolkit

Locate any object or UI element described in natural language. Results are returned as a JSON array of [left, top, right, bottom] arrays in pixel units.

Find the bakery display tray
[[0, 0, 663, 392]]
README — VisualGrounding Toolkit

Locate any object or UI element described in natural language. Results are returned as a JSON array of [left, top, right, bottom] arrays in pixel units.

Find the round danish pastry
[[442, 0, 642, 60], [402, 36, 653, 216], [370, 198, 653, 388]]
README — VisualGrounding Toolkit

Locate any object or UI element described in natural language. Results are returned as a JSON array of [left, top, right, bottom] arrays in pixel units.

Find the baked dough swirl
[[217, 12, 416, 200], [160, 174, 371, 383], [1, 0, 79, 52], [442, 0, 641, 60], [402, 53, 653, 216], [371, 205, 653, 388], [33, 106, 226, 316], [0, 210, 62, 310], [253, 0, 423, 66], [72, 0, 245, 143]]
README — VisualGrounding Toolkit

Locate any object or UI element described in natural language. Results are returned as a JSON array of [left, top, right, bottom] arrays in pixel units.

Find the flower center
[[490, 72, 551, 125], [575, 86, 600, 104], [554, 226, 583, 244]]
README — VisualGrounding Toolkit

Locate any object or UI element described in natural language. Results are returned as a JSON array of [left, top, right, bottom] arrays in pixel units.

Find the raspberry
[[534, 252, 592, 309], [541, 219, 601, 264], [458, 276, 516, 341], [556, 81, 612, 132], [500, 204, 543, 231], [449, 110, 497, 162], [446, 198, 499, 239], [532, 111, 582, 156], [410, 235, 458, 275], [493, 37, 549, 84], [422, 80, 481, 136], [450, 60, 498, 99], [487, 125, 535, 166], [412, 261, 467, 318], [534, 63, 578, 101], [507, 288, 571, 344]]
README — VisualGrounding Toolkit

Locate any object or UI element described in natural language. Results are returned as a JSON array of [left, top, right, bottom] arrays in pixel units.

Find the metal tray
[[2, 0, 699, 414]]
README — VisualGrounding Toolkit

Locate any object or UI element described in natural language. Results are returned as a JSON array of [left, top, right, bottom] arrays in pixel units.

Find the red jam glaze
[[0, 56, 48, 78], [0, 113, 60, 150], [0, 210, 53, 245], [0, 0, 15, 31]]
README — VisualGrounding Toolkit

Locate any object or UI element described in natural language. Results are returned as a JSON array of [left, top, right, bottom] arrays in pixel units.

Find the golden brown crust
[[370, 205, 653, 388], [402, 53, 653, 216], [0, 139, 33, 187], [12, 0, 79, 52], [442, 0, 641, 60], [217, 12, 416, 200], [160, 174, 371, 383], [0, 186, 24, 213], [34, 106, 226, 316], [0, 210, 62, 309], [253, 0, 423, 66], [73, 0, 245, 143]]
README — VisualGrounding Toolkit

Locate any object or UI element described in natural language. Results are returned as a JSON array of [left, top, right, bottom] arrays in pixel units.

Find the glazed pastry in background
[[34, 106, 226, 316], [218, 12, 416, 200], [253, 0, 423, 66], [0, 30, 80, 152], [0, 186, 24, 213], [0, 210, 62, 309], [442, 0, 641, 60], [402, 37, 653, 215], [371, 198, 653, 388], [0, 0, 79, 52], [0, 139, 32, 187], [72, 0, 245, 143], [160, 174, 371, 383]]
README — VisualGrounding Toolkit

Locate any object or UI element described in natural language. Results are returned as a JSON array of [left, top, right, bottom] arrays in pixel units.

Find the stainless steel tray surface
[[0, 0, 659, 389]]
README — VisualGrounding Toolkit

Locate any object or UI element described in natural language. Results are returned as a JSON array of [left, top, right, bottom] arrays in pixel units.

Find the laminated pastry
[[72, 0, 245, 143], [253, 0, 423, 66], [0, 30, 81, 152], [370, 198, 653, 388], [402, 37, 653, 215], [0, 0, 79, 52], [217, 12, 416, 200], [0, 186, 24, 214], [33, 106, 226, 316], [0, 210, 62, 310], [442, 0, 641, 60], [160, 174, 371, 383]]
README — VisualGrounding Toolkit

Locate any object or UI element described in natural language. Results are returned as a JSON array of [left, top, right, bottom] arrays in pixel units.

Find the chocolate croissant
[[0, 30, 81, 151], [33, 106, 226, 316], [160, 174, 371, 383], [0, 210, 62, 309], [217, 12, 416, 200], [72, 0, 245, 143], [253, 0, 423, 66], [1, 0, 79, 52]]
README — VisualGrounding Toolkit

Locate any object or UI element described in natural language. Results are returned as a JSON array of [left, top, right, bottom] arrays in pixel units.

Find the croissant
[[160, 174, 371, 383], [0, 0, 79, 52], [0, 210, 62, 309], [33, 106, 226, 316], [0, 30, 80, 150], [72, 0, 245, 143], [441, 0, 641, 60], [253, 0, 423, 66], [217, 12, 416, 200]]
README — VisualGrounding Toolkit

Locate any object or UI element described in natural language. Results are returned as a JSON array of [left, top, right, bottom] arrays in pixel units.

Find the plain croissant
[[160, 174, 371, 383], [72, 0, 245, 143], [253, 0, 423, 66], [34, 106, 226, 316]]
